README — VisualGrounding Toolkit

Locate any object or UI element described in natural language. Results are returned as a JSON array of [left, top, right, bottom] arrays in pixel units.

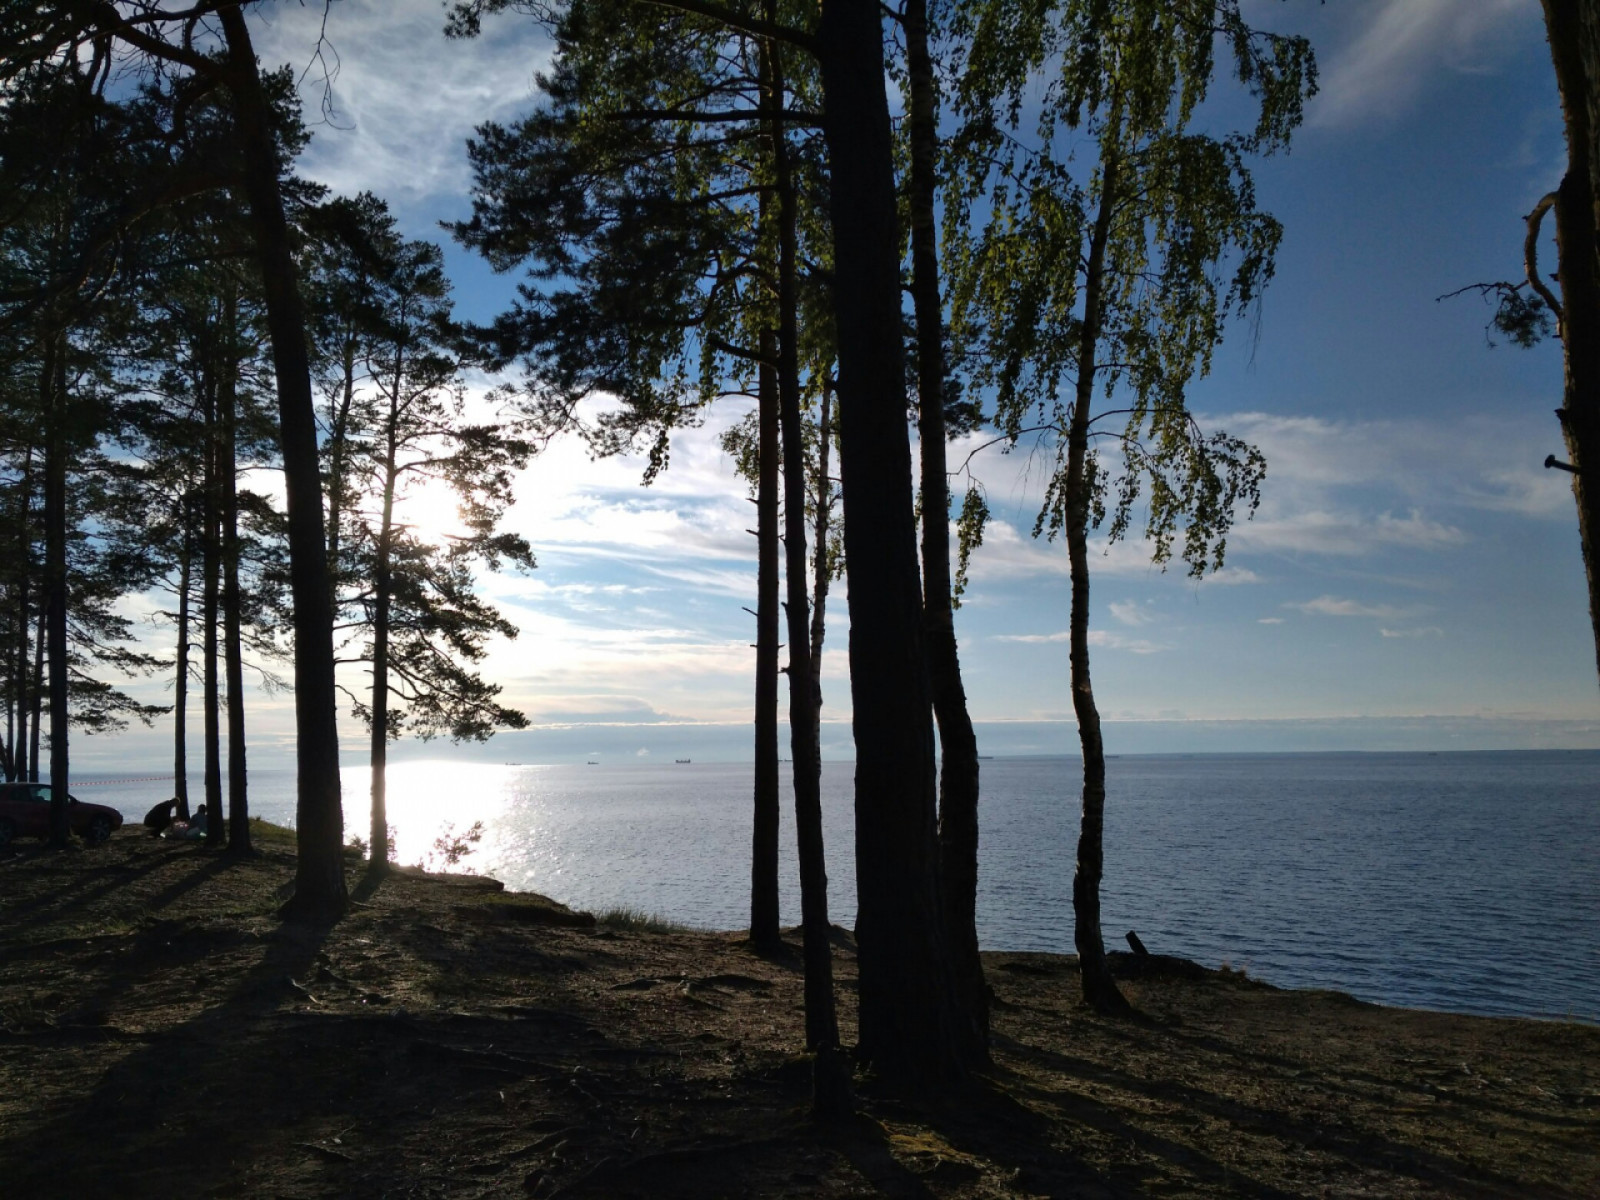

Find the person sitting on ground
[[143, 797, 180, 836]]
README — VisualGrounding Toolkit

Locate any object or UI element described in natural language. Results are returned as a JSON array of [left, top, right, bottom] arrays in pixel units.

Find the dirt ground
[[1, 823, 1596, 1199]]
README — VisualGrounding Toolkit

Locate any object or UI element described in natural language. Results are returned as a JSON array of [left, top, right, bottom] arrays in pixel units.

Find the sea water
[[67, 751, 1599, 1021]]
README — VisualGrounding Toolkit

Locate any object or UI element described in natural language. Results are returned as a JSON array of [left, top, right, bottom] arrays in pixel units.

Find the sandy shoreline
[[2, 822, 1596, 1197]]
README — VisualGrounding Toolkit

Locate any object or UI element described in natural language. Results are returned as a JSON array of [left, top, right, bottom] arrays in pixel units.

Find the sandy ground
[[1, 822, 1596, 1198]]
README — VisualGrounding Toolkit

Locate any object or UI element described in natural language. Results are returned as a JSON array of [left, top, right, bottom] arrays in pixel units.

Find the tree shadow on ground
[[995, 1032, 1545, 1199]]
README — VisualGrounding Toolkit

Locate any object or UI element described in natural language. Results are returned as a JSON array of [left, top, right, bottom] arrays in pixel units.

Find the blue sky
[[93, 0, 1600, 767]]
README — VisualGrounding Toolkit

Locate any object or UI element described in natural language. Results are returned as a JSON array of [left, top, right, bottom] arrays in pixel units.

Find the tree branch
[[1524, 191, 1564, 327], [634, 0, 817, 55]]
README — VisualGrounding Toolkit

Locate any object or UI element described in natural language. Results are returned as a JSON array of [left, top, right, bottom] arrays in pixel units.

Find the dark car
[[0, 783, 123, 846]]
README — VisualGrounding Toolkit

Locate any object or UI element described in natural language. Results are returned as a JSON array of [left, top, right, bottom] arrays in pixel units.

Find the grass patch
[[246, 817, 297, 850], [596, 906, 696, 934]]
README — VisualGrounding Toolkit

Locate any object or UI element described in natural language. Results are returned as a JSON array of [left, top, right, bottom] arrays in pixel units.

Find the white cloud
[[1203, 566, 1263, 586], [1224, 412, 1570, 520], [1312, 0, 1529, 127], [250, 0, 552, 206], [1289, 595, 1428, 621], [1379, 626, 1445, 638], [992, 628, 1168, 654], [1109, 600, 1154, 626], [1258, 617, 1285, 625], [1089, 630, 1169, 655]]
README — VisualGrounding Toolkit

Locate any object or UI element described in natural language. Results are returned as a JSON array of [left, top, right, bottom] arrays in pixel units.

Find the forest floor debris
[[1, 823, 1595, 1198]]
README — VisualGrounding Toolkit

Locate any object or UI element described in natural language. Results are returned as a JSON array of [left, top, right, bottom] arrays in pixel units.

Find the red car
[[0, 783, 123, 846]]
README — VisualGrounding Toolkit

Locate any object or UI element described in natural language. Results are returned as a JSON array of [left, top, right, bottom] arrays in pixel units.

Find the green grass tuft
[[596, 906, 696, 934]]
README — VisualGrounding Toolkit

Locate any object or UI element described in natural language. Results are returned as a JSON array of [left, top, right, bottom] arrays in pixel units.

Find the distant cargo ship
[[675, 758, 691, 764]]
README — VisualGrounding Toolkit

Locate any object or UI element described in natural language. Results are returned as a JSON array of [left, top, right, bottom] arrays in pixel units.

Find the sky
[[83, 0, 1600, 767]]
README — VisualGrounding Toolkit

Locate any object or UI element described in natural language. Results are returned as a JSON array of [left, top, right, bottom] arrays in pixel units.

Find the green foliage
[[427, 819, 485, 871], [307, 194, 534, 745], [952, 484, 990, 606], [449, 0, 834, 483], [596, 905, 696, 933], [944, 0, 1315, 574]]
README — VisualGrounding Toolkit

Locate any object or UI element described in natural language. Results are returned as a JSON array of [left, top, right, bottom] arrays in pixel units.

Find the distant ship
[[675, 758, 691, 764], [586, 760, 598, 765]]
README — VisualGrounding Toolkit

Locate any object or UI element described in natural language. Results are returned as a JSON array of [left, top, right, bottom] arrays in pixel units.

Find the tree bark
[[221, 287, 250, 853], [816, 0, 967, 1085], [43, 333, 69, 848], [769, 36, 840, 1052], [905, 0, 988, 1054], [14, 448, 32, 787], [765, 33, 847, 1110], [368, 335, 406, 874], [1540, 0, 1600, 689], [326, 327, 358, 589], [1067, 134, 1131, 1017], [750, 331, 783, 952], [173, 521, 192, 820], [807, 380, 834, 756], [203, 354, 224, 848], [219, 5, 346, 916], [30, 606, 44, 783]]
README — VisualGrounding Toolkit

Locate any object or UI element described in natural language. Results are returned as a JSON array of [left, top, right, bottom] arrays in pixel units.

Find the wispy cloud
[[251, 0, 552, 206], [1289, 595, 1428, 621], [992, 629, 1168, 654], [1090, 630, 1169, 654], [1313, 0, 1528, 127], [1379, 626, 1445, 639], [1109, 600, 1154, 627]]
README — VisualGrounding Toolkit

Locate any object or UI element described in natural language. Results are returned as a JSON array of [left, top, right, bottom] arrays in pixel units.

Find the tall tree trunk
[[30, 606, 44, 783], [807, 380, 834, 756], [203, 362, 224, 848], [905, 0, 988, 1052], [1067, 134, 1130, 1017], [173, 523, 192, 820], [369, 346, 404, 874], [326, 327, 358, 589], [766, 33, 846, 1111], [816, 0, 967, 1085], [1540, 0, 1600, 688], [14, 448, 32, 788], [44, 334, 69, 847], [749, 333, 782, 952], [220, 6, 346, 916], [221, 289, 251, 854]]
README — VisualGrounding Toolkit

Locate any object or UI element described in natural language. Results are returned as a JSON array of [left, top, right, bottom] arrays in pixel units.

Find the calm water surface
[[74, 751, 1599, 1021]]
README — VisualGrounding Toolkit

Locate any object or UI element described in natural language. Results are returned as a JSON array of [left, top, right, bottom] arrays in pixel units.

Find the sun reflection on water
[[340, 760, 528, 869]]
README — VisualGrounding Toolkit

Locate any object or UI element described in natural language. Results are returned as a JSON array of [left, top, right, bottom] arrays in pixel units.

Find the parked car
[[0, 783, 123, 846]]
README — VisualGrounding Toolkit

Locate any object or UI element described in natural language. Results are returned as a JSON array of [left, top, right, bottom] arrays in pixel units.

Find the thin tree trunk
[[807, 381, 833, 753], [326, 327, 357, 589], [220, 6, 346, 917], [369, 341, 404, 874], [1540, 0, 1600, 688], [749, 331, 782, 952], [30, 605, 44, 783], [173, 523, 192, 820], [221, 288, 250, 854], [1067, 130, 1131, 1017], [202, 359, 224, 848], [14, 448, 32, 787], [905, 0, 988, 1053], [44, 334, 69, 847], [816, 0, 966, 1086], [766, 32, 846, 1111]]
